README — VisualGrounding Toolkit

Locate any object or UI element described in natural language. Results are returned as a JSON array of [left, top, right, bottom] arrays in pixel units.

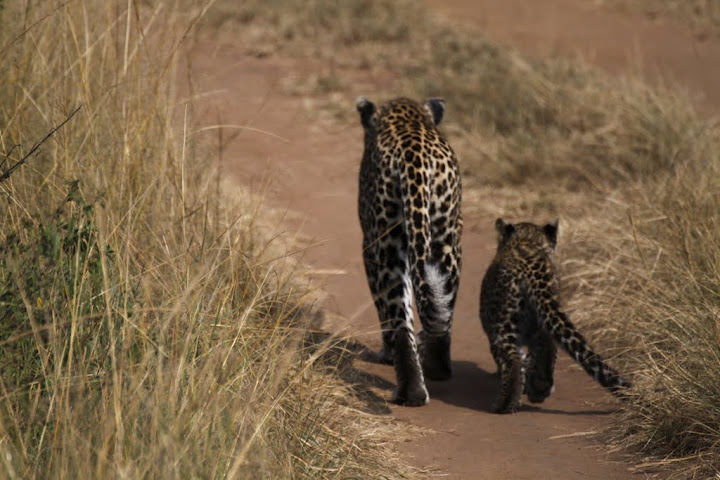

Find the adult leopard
[[356, 97, 462, 406], [480, 218, 631, 413]]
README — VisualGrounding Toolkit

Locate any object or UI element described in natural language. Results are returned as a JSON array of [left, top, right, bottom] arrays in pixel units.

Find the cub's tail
[[540, 301, 631, 395]]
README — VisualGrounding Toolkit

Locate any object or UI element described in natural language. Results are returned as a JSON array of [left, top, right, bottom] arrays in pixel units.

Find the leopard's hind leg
[[362, 233, 428, 406]]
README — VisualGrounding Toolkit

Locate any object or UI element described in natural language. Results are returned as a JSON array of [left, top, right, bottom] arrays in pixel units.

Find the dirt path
[[186, 2, 720, 477]]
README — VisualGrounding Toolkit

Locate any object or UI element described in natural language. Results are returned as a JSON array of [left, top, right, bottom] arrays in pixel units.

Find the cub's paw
[[491, 396, 522, 414], [525, 377, 555, 404], [492, 362, 524, 414]]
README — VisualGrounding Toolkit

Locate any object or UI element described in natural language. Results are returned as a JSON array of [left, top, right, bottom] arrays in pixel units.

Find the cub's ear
[[495, 218, 514, 243], [424, 97, 446, 125], [356, 97, 376, 128], [544, 219, 559, 249]]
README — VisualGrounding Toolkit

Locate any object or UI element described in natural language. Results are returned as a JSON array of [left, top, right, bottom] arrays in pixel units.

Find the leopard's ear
[[544, 219, 559, 249], [495, 218, 514, 244], [356, 97, 376, 128], [424, 98, 446, 125]]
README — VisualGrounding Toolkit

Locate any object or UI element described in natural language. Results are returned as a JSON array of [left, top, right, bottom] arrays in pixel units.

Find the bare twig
[[0, 105, 83, 184], [0, 144, 19, 171]]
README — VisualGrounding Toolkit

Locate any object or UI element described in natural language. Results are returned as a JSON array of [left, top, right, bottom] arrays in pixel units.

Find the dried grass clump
[[558, 158, 720, 477], [0, 2, 417, 478], [202, 0, 425, 64]]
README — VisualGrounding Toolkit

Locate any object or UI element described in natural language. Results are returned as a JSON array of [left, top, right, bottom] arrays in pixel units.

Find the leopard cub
[[480, 218, 630, 413]]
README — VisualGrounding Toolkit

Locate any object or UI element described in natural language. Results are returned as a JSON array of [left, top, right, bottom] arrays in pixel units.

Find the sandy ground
[[188, 1, 720, 478]]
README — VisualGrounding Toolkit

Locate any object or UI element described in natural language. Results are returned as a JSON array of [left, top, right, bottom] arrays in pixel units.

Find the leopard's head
[[355, 97, 446, 130]]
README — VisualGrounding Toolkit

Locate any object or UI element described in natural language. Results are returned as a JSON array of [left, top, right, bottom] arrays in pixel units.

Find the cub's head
[[494, 218, 559, 255]]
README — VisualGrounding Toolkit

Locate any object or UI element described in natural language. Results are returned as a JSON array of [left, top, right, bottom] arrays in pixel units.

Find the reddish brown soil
[[189, 1, 720, 478]]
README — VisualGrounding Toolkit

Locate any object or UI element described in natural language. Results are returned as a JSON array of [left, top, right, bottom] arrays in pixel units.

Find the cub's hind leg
[[362, 236, 428, 406], [525, 329, 557, 404], [489, 323, 524, 414]]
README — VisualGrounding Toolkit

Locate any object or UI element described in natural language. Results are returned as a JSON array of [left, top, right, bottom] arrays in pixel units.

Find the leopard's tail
[[399, 168, 455, 381], [398, 167, 453, 336], [539, 301, 631, 396]]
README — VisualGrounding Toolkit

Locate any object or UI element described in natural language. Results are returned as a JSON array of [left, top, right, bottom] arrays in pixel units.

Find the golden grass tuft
[[0, 2, 419, 478], [559, 162, 720, 477]]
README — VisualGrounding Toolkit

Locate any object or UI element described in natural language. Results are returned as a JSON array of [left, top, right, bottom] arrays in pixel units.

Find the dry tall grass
[[214, 0, 720, 476], [560, 157, 720, 477], [0, 2, 418, 478], [606, 0, 720, 37]]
